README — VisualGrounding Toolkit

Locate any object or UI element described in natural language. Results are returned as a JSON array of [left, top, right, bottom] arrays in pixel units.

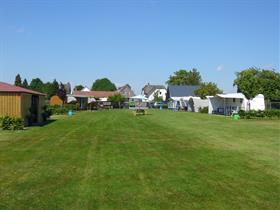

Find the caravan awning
[[130, 95, 148, 100], [216, 93, 245, 99]]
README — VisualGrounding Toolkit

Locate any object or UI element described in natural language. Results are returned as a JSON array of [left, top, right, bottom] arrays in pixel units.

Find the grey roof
[[168, 85, 199, 97], [142, 84, 166, 96], [117, 84, 135, 98]]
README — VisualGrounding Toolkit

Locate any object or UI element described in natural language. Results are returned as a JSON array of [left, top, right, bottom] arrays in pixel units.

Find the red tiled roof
[[72, 90, 116, 98], [0, 82, 46, 96]]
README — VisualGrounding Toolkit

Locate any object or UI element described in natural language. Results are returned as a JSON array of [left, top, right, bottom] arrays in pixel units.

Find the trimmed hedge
[[238, 110, 280, 119], [0, 116, 24, 130], [47, 104, 77, 115]]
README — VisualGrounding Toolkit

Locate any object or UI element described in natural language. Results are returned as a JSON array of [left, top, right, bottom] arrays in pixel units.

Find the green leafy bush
[[199, 106, 208, 114], [238, 110, 280, 119], [41, 105, 52, 121], [129, 101, 136, 107], [0, 116, 24, 130]]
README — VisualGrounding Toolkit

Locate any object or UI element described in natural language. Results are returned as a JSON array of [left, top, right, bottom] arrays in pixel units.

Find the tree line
[[15, 66, 279, 103], [14, 74, 70, 101], [14, 74, 120, 103]]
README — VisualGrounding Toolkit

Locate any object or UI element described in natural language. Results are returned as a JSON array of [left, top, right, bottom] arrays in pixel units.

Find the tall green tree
[[74, 85, 84, 91], [29, 78, 44, 92], [194, 82, 222, 99], [22, 79, 28, 88], [91, 78, 117, 91], [258, 70, 280, 101], [233, 67, 280, 101], [14, 74, 22, 87], [52, 79, 60, 95], [42, 79, 59, 99], [166, 69, 202, 85]]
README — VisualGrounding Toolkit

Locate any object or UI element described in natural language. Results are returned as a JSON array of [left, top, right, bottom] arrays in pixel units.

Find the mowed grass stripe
[[0, 110, 279, 210]]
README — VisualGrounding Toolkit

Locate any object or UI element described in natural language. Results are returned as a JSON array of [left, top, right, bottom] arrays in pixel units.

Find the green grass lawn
[[0, 110, 279, 210]]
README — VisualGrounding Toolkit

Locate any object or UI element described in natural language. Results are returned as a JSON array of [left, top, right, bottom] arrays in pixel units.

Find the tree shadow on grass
[[30, 119, 57, 127]]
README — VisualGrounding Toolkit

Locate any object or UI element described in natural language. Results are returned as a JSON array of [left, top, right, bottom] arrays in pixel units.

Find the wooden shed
[[50, 95, 63, 106], [0, 82, 46, 125]]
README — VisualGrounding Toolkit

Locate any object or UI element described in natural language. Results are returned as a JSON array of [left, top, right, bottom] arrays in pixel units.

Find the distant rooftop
[[72, 90, 116, 98], [142, 84, 166, 96], [167, 85, 199, 97], [0, 81, 46, 96]]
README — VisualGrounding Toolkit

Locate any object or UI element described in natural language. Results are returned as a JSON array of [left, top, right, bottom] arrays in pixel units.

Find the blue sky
[[0, 0, 279, 93]]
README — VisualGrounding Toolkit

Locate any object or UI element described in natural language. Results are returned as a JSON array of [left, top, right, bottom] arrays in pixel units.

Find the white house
[[208, 93, 265, 115], [141, 84, 167, 102]]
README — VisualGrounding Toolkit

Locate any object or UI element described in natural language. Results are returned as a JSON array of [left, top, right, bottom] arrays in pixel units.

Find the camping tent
[[208, 93, 265, 115]]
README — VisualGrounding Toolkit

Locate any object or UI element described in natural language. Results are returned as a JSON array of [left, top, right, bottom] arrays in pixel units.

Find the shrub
[[238, 109, 280, 119], [129, 101, 136, 107], [199, 106, 208, 114], [0, 116, 24, 130]]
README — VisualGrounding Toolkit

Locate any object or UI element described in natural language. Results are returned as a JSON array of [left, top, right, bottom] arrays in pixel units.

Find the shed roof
[[168, 85, 199, 97], [0, 81, 46, 96], [72, 90, 116, 98]]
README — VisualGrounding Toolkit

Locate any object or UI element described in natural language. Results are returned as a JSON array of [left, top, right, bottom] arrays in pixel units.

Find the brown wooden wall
[[38, 95, 45, 123], [0, 93, 45, 125], [21, 93, 32, 124], [0, 93, 21, 118], [21, 94, 45, 124]]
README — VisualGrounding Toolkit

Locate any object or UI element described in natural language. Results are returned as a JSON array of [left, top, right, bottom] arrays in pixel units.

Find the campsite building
[[141, 84, 167, 102], [0, 82, 46, 125], [207, 93, 265, 115], [70, 90, 116, 109], [117, 84, 135, 99]]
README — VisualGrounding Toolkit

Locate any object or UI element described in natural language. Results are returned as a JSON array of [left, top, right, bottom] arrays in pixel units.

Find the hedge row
[[0, 116, 24, 130], [238, 109, 280, 119], [47, 104, 77, 115]]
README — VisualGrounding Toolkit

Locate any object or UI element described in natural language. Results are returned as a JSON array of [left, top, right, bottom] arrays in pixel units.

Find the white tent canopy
[[216, 93, 245, 99]]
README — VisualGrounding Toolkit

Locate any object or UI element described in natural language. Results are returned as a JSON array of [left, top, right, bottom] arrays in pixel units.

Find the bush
[[42, 105, 52, 121], [0, 116, 24, 130], [199, 106, 208, 114], [238, 109, 280, 119], [47, 104, 77, 115]]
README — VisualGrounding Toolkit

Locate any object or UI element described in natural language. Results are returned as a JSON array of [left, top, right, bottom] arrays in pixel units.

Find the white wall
[[190, 98, 209, 112], [148, 89, 167, 102]]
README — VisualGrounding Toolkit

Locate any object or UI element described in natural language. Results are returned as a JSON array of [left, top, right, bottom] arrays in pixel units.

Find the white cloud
[[216, 64, 224, 72]]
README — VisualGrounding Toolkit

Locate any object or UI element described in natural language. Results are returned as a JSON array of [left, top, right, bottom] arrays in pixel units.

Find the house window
[[240, 99, 243, 103], [233, 98, 236, 103]]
